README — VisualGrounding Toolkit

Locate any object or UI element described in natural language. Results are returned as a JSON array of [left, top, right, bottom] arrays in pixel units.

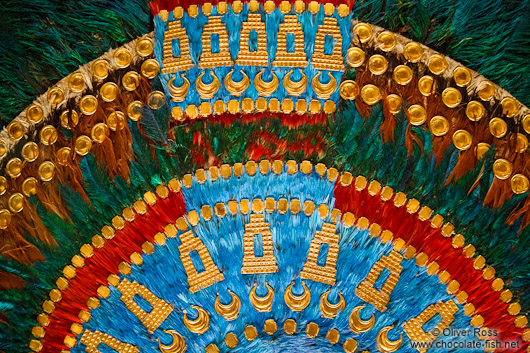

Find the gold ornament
[[511, 174, 529, 194], [100, 82, 119, 102], [319, 290, 345, 318], [407, 104, 427, 126], [377, 31, 397, 51], [141, 59, 160, 79], [214, 290, 241, 321], [284, 281, 311, 312], [360, 84, 381, 105], [403, 42, 423, 63], [224, 70, 250, 96], [353, 23, 373, 43], [168, 76, 190, 102], [429, 116, 449, 137], [183, 305, 210, 334], [92, 59, 109, 80], [428, 54, 447, 75], [254, 70, 279, 97], [453, 67, 471, 87], [283, 70, 307, 97], [157, 330, 186, 353], [493, 159, 512, 180], [196, 71, 220, 99], [442, 87, 462, 108], [249, 283, 274, 312], [393, 65, 413, 85], [489, 117, 507, 138], [312, 72, 337, 99], [452, 130, 472, 151], [122, 71, 141, 91], [418, 75, 435, 96], [349, 305, 375, 333], [346, 47, 365, 67], [368, 54, 388, 75], [376, 326, 403, 352]]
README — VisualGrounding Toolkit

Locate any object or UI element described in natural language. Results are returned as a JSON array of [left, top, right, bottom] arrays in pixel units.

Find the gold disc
[[122, 71, 141, 91], [56, 147, 72, 166], [0, 209, 11, 229], [40, 125, 58, 145], [136, 37, 154, 57], [80, 95, 98, 115], [511, 174, 529, 194], [22, 142, 39, 162], [477, 81, 495, 101], [346, 47, 365, 67], [127, 101, 143, 121], [386, 94, 402, 114], [429, 116, 449, 136], [523, 114, 530, 134], [27, 104, 44, 123], [475, 142, 491, 160], [418, 76, 435, 96], [442, 87, 462, 108], [407, 104, 427, 126], [38, 161, 56, 182], [113, 48, 132, 68], [353, 23, 372, 43], [92, 60, 109, 80], [492, 159, 512, 180], [7, 121, 25, 140], [516, 133, 528, 153], [0, 176, 7, 195], [377, 31, 397, 52], [91, 123, 109, 143], [8, 193, 24, 213], [148, 91, 166, 110], [100, 82, 119, 102], [141, 59, 160, 79], [6, 158, 22, 178], [75, 135, 92, 156], [403, 42, 423, 63], [107, 111, 126, 131], [393, 65, 413, 85], [368, 54, 388, 75], [465, 101, 485, 121], [501, 97, 519, 118], [69, 72, 85, 92], [360, 84, 381, 105], [22, 177, 38, 197], [453, 67, 471, 87], [489, 118, 507, 138], [339, 80, 359, 100], [452, 130, 472, 151], [428, 54, 447, 75], [60, 110, 79, 129]]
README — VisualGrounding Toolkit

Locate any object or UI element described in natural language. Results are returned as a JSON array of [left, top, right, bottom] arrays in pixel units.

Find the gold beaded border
[[28, 160, 529, 352]]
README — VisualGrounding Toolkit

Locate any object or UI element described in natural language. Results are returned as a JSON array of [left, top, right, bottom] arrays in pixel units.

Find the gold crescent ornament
[[214, 289, 241, 321], [319, 289, 345, 318], [168, 75, 190, 102], [284, 281, 311, 312], [249, 283, 274, 312], [183, 305, 210, 334], [195, 71, 220, 99], [157, 330, 187, 353], [376, 326, 403, 352], [349, 304, 375, 333], [283, 69, 307, 97], [254, 70, 279, 97], [312, 72, 337, 100], [224, 69, 250, 96]]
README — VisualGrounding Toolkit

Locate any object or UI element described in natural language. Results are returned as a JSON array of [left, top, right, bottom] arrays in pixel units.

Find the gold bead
[[91, 123, 108, 143], [337, 4, 349, 17], [282, 98, 294, 113], [122, 71, 141, 91], [477, 81, 495, 101], [428, 54, 447, 75], [418, 75, 435, 96], [9, 193, 24, 213], [75, 135, 92, 156], [523, 114, 530, 134], [453, 67, 472, 87], [393, 65, 413, 85], [264, 1, 275, 13], [339, 80, 359, 100], [323, 3, 334, 16], [515, 315, 528, 328], [107, 110, 126, 131], [489, 117, 507, 138], [127, 101, 143, 121], [309, 99, 321, 114], [308, 1, 320, 14], [60, 110, 79, 129], [377, 31, 397, 51], [22, 177, 38, 197], [232, 0, 243, 13], [255, 97, 267, 112], [100, 82, 119, 102], [22, 142, 39, 162], [442, 87, 462, 108], [135, 37, 153, 57], [217, 2, 227, 15], [6, 158, 22, 178], [360, 84, 381, 105], [516, 133, 528, 153], [39, 161, 56, 182], [475, 142, 491, 160], [69, 72, 85, 92], [323, 100, 336, 114], [27, 104, 44, 123], [294, 0, 305, 13], [148, 91, 166, 110], [242, 98, 254, 114], [511, 174, 529, 194], [466, 101, 485, 121], [92, 59, 109, 80], [199, 102, 212, 116], [0, 209, 11, 229], [353, 23, 373, 43], [407, 104, 427, 126], [80, 95, 98, 115], [429, 115, 449, 136], [280, 1, 291, 14], [403, 42, 423, 63], [248, 0, 259, 13], [493, 159, 512, 180], [56, 147, 71, 166], [346, 47, 365, 67], [186, 105, 198, 119], [113, 48, 132, 68], [386, 94, 402, 114], [0, 176, 6, 195], [227, 99, 239, 114], [141, 59, 160, 79], [452, 130, 472, 151], [368, 54, 388, 75], [296, 99, 307, 114], [508, 302, 522, 316], [501, 97, 519, 118], [7, 121, 25, 140]]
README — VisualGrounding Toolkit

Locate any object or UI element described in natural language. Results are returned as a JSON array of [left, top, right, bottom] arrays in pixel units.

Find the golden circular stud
[[6, 158, 22, 178], [428, 54, 447, 75], [60, 110, 79, 129], [453, 67, 472, 87], [475, 142, 491, 160], [0, 176, 7, 195], [107, 111, 126, 131], [360, 84, 381, 105], [22, 142, 39, 162], [69, 72, 85, 92], [339, 80, 359, 100], [442, 87, 462, 108], [377, 31, 397, 52], [346, 47, 365, 67], [91, 123, 109, 143], [466, 101, 485, 121], [516, 133, 528, 153], [136, 37, 154, 57], [393, 65, 413, 85], [477, 81, 495, 101], [127, 101, 143, 121], [403, 42, 423, 63], [511, 174, 529, 194], [407, 104, 427, 126], [489, 117, 507, 138], [75, 135, 92, 156], [501, 97, 519, 118], [429, 116, 450, 136], [386, 94, 402, 114], [22, 177, 38, 197], [38, 161, 56, 182], [523, 114, 530, 134], [0, 209, 11, 229], [40, 125, 58, 145], [8, 193, 24, 213], [141, 59, 160, 79], [452, 130, 472, 151], [56, 147, 71, 166], [353, 23, 372, 43], [493, 159, 512, 180], [80, 95, 98, 115], [100, 82, 119, 102], [368, 54, 388, 75], [418, 76, 435, 96], [113, 48, 132, 68], [122, 71, 141, 91], [7, 121, 25, 140], [92, 60, 109, 80], [26, 104, 44, 123], [148, 91, 167, 110]]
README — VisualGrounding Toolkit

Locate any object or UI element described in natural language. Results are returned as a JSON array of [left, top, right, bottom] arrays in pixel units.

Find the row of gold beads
[[0, 67, 160, 231], [171, 98, 336, 120], [2, 36, 155, 158], [341, 27, 530, 195], [158, 0, 350, 20], [30, 161, 528, 352], [206, 320, 359, 353]]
